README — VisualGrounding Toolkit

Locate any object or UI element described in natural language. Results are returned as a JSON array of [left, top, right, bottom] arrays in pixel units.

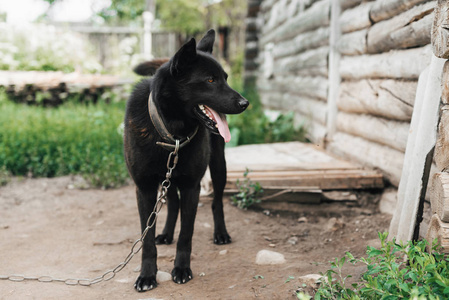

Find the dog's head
[[136, 30, 249, 143]]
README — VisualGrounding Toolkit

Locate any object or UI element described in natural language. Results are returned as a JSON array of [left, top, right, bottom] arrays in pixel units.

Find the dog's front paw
[[171, 267, 193, 284], [134, 275, 158, 292], [155, 233, 173, 245], [214, 232, 232, 245]]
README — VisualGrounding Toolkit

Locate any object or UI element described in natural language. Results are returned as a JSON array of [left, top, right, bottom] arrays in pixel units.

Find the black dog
[[123, 29, 249, 292]]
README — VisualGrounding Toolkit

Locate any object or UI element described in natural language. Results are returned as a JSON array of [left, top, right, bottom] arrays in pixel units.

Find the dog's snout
[[238, 98, 249, 110]]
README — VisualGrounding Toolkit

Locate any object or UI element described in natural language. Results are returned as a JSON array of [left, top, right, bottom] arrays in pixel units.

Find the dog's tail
[[133, 58, 170, 76]]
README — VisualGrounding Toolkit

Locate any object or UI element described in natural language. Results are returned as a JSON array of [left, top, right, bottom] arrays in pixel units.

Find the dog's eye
[[207, 78, 215, 83]]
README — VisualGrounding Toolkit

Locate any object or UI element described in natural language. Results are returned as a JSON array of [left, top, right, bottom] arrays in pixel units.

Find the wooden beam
[[367, 2, 435, 54], [273, 46, 329, 77], [338, 79, 417, 121], [341, 0, 364, 11], [336, 111, 410, 152], [258, 76, 328, 101], [340, 45, 433, 79], [272, 27, 329, 59], [370, 0, 433, 23], [430, 172, 449, 222], [442, 61, 449, 104], [432, 0, 449, 58]]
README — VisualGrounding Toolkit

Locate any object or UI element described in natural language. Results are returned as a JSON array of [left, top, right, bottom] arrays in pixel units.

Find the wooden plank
[[336, 111, 410, 152], [426, 214, 449, 253], [258, 76, 328, 101], [341, 0, 364, 10], [273, 46, 329, 77], [389, 56, 445, 243], [340, 45, 433, 79], [226, 169, 383, 190], [367, 2, 435, 54], [225, 142, 358, 173], [432, 0, 449, 58], [435, 109, 449, 170], [338, 79, 417, 121], [340, 2, 374, 34], [327, 132, 404, 186], [430, 172, 449, 222], [370, 0, 433, 23], [442, 61, 449, 104]]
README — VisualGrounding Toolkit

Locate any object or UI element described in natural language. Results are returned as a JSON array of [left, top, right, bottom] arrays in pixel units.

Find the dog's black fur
[[123, 29, 249, 292]]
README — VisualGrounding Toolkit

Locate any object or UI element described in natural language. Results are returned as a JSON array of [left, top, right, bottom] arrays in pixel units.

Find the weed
[[231, 169, 263, 209], [302, 232, 449, 299]]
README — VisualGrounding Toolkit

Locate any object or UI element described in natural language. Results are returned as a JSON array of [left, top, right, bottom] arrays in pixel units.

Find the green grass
[[0, 91, 128, 188]]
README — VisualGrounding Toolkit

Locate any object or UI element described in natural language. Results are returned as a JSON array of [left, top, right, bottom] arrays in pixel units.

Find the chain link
[[1, 142, 180, 286]]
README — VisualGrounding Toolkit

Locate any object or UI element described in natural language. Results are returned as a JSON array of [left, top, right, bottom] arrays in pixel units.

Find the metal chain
[[0, 140, 180, 286]]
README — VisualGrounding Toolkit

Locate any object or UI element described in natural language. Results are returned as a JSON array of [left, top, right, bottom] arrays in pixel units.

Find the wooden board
[[389, 56, 445, 243], [224, 142, 383, 191]]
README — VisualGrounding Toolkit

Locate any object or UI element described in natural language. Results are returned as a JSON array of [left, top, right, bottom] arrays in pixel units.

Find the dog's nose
[[238, 98, 249, 110]]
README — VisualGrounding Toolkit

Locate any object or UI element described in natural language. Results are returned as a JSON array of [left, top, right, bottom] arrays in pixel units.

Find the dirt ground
[[0, 176, 391, 300]]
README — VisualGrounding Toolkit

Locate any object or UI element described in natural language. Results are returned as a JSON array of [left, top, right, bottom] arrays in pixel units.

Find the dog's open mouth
[[193, 104, 231, 143]]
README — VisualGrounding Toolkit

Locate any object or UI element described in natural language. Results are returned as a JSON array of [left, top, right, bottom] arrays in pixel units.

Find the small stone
[[203, 222, 211, 228], [264, 236, 272, 241], [298, 274, 322, 290], [199, 272, 206, 277], [156, 271, 172, 282], [324, 217, 344, 232], [288, 236, 299, 245], [263, 210, 270, 216], [269, 243, 276, 248], [228, 284, 236, 289], [297, 217, 308, 223], [219, 249, 228, 255], [255, 250, 286, 265]]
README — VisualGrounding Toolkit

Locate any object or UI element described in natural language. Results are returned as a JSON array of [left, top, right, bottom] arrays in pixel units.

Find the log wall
[[246, 0, 437, 188]]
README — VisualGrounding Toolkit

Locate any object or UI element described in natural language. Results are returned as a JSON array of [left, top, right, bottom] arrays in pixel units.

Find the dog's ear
[[170, 38, 197, 77], [133, 58, 170, 76], [197, 29, 215, 54]]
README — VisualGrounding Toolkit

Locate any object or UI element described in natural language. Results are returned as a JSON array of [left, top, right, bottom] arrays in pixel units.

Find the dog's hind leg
[[134, 184, 159, 292], [209, 134, 232, 244], [155, 185, 179, 245]]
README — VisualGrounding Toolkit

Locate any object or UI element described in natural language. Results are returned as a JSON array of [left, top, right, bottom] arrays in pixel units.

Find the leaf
[[444, 286, 449, 294], [399, 283, 410, 293]]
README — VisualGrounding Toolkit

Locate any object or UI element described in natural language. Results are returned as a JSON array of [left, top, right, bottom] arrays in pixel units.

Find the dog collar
[[148, 92, 199, 151]]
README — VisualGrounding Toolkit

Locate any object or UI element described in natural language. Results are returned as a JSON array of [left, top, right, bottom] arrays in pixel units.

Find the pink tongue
[[207, 107, 231, 143]]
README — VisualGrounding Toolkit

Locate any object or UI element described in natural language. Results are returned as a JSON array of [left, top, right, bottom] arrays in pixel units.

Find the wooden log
[[370, 0, 433, 23], [420, 201, 432, 239], [338, 79, 417, 121], [260, 0, 330, 45], [259, 92, 327, 125], [272, 27, 329, 59], [336, 112, 410, 152], [432, 0, 449, 58], [341, 0, 363, 11], [367, 2, 435, 54], [338, 29, 368, 55], [443, 60, 449, 104], [340, 2, 374, 34], [274, 46, 329, 77], [426, 214, 449, 253], [340, 45, 433, 79], [430, 172, 449, 222], [435, 109, 449, 170], [327, 132, 404, 186], [258, 76, 328, 101]]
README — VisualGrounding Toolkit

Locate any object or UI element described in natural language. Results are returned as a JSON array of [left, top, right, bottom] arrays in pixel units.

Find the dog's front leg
[[171, 183, 200, 284], [134, 185, 159, 292]]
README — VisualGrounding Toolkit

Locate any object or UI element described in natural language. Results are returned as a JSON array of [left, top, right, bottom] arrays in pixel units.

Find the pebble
[[269, 243, 276, 248], [298, 274, 322, 289], [219, 249, 228, 255], [203, 222, 211, 228], [199, 272, 206, 277], [297, 217, 308, 223], [288, 236, 299, 245], [255, 250, 286, 265], [156, 271, 172, 282]]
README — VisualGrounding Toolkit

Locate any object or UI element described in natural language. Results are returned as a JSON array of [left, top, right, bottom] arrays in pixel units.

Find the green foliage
[[231, 169, 263, 209], [306, 232, 449, 300], [0, 90, 128, 189], [227, 88, 308, 147]]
